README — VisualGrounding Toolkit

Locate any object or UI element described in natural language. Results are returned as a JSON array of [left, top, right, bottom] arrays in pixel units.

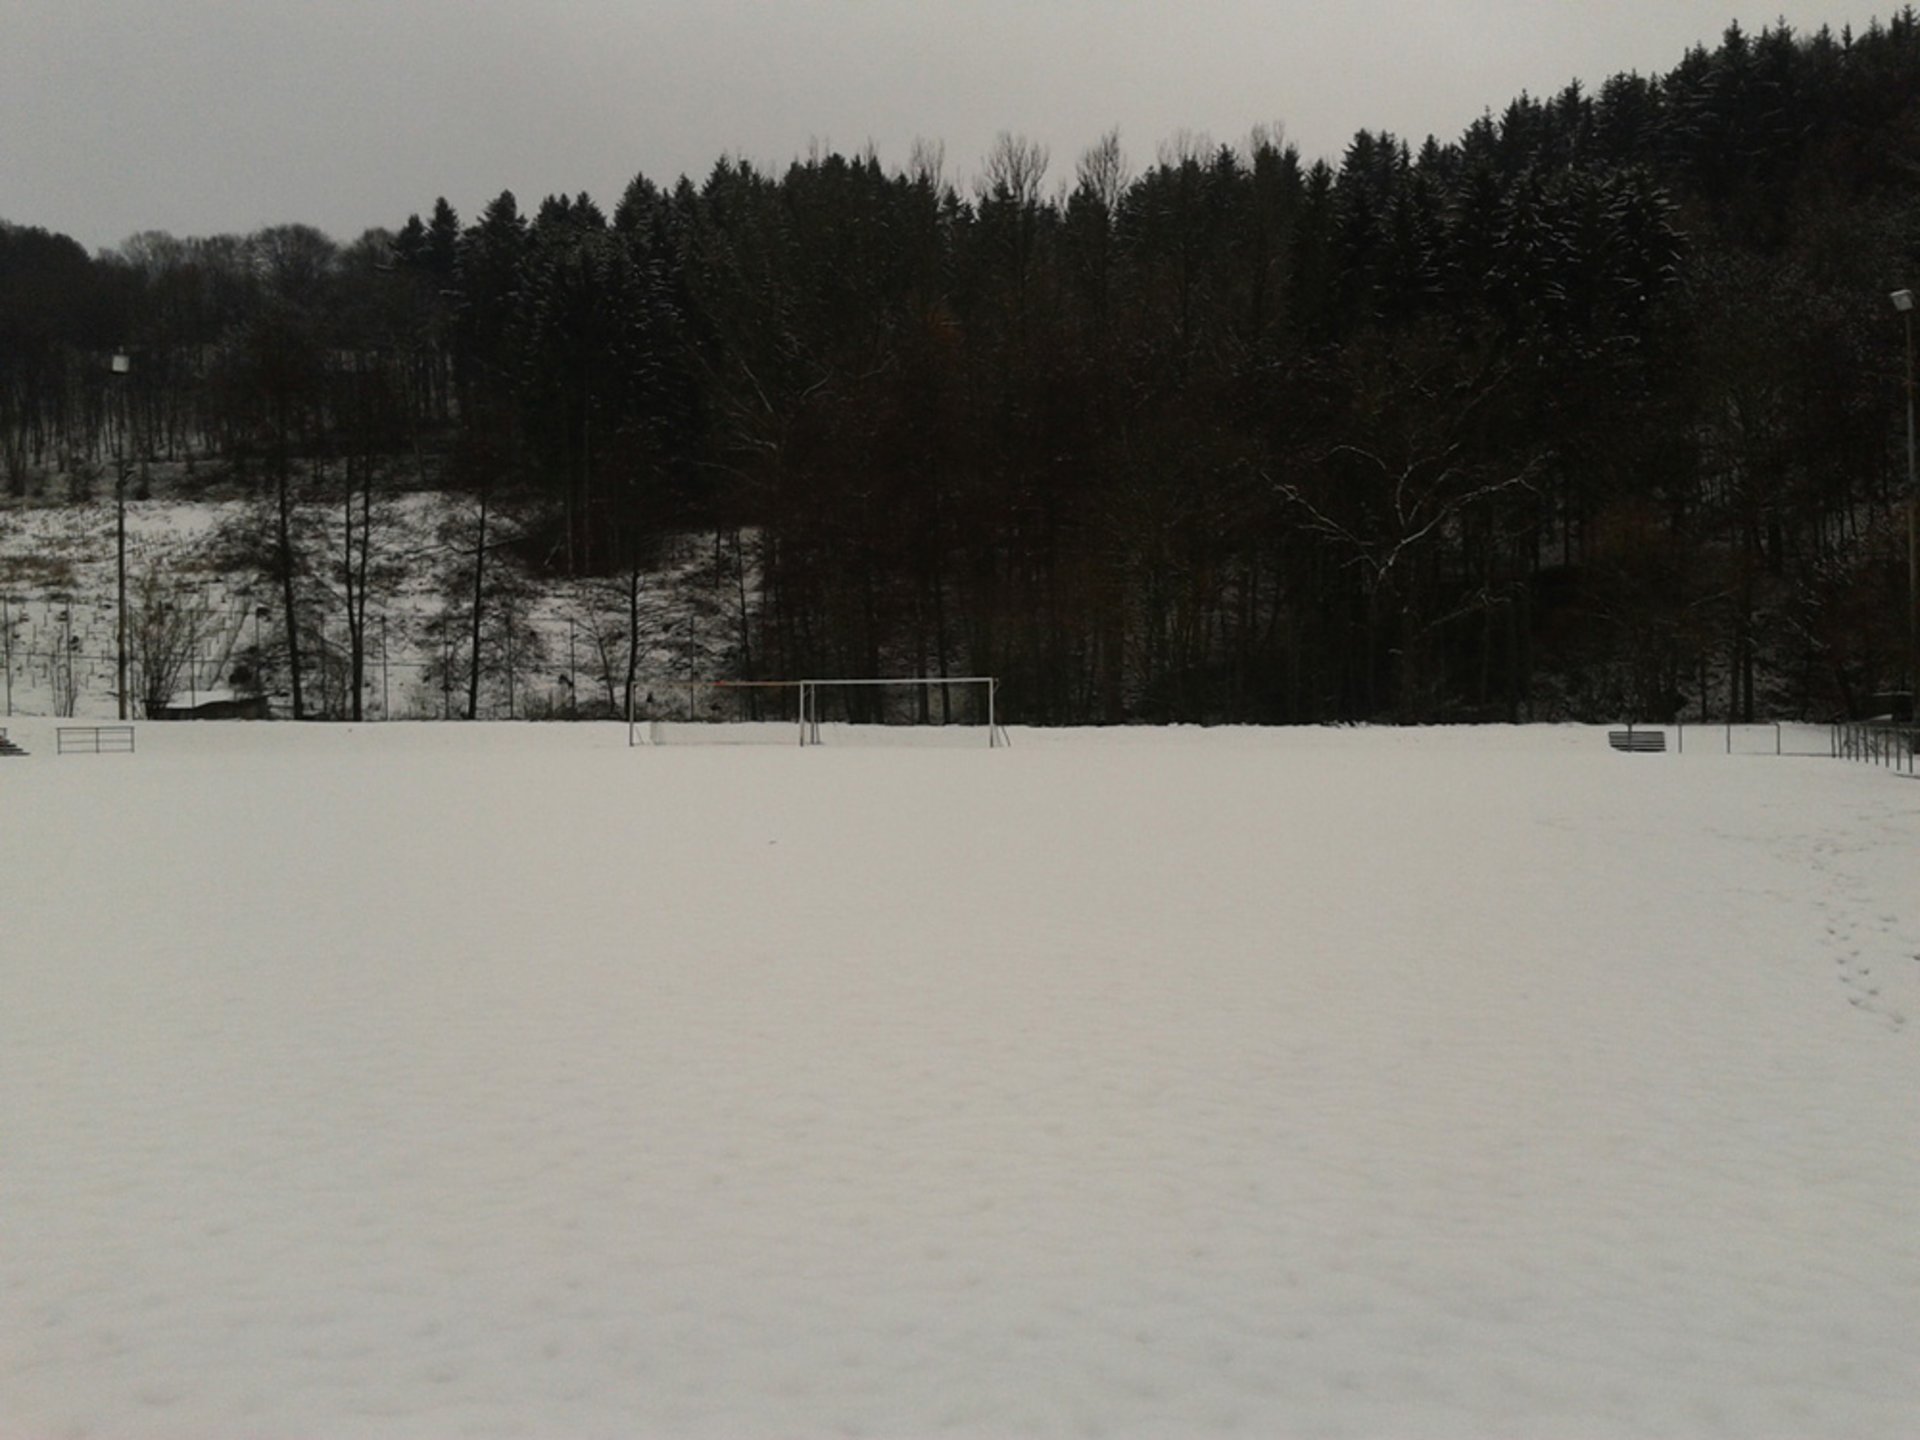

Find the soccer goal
[[633, 677, 1007, 747], [799, 676, 1005, 747]]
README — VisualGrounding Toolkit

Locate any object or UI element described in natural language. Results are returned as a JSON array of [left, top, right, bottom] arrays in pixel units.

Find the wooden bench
[[1608, 729, 1666, 753], [56, 725, 136, 755]]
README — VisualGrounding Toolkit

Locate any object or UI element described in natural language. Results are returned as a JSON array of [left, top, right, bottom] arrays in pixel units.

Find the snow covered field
[[2, 722, 1916, 1439]]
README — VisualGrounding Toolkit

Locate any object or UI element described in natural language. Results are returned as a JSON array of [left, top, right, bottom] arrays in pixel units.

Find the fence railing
[[56, 725, 136, 755], [1618, 721, 1834, 756], [1831, 721, 1919, 774]]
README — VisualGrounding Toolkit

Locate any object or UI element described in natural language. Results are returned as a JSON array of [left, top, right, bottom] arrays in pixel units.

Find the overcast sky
[[0, 1, 1895, 254]]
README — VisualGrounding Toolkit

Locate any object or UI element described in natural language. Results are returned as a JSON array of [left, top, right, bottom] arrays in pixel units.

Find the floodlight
[[1893, 290, 1915, 313]]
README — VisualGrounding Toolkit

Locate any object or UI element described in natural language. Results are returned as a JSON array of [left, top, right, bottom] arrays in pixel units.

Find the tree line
[[4, 13, 1920, 723]]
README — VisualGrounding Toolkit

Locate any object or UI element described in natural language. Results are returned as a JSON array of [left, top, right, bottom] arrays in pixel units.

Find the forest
[[3, 15, 1920, 724]]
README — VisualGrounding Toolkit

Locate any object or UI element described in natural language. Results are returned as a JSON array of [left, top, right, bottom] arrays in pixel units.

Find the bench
[[57, 725, 136, 755], [1608, 729, 1666, 753]]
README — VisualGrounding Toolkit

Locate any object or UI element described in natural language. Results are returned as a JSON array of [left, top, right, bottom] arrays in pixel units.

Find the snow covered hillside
[[1, 723, 1916, 1438], [0, 490, 744, 722]]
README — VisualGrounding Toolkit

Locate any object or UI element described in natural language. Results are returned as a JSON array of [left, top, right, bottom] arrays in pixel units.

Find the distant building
[[151, 689, 271, 721]]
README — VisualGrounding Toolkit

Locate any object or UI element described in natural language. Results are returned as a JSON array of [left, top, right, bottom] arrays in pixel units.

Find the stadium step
[[0, 739, 28, 757]]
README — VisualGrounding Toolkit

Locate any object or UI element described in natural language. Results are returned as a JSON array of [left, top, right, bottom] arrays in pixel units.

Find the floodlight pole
[[1907, 301, 1918, 713], [1897, 290, 1919, 715]]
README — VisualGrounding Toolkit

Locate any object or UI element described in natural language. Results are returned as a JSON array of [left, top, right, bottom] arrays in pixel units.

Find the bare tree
[[980, 132, 1049, 208], [130, 569, 197, 717], [1075, 129, 1130, 216], [907, 137, 947, 193], [424, 486, 547, 719], [1272, 342, 1540, 720]]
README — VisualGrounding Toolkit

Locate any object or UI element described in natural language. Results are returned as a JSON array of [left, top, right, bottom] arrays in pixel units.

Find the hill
[[6, 15, 1920, 722], [0, 464, 746, 722]]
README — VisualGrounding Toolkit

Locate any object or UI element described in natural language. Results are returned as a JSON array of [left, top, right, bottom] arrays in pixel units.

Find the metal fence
[[55, 725, 136, 754], [1623, 721, 1834, 756], [1831, 721, 1920, 775]]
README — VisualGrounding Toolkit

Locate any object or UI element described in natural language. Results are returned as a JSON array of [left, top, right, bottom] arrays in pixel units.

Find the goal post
[[632, 676, 1007, 747]]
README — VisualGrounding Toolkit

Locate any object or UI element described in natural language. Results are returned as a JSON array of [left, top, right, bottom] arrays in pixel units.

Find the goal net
[[634, 677, 1006, 747], [632, 680, 806, 746]]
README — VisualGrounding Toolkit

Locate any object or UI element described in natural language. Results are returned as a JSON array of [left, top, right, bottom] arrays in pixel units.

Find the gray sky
[[1, 1, 1895, 253]]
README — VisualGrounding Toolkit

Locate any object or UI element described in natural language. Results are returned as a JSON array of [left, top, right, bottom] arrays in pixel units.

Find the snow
[[0, 499, 256, 715], [2, 721, 1916, 1439], [0, 492, 739, 724]]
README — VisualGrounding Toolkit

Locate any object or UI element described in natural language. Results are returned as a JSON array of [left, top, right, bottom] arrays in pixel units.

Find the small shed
[[151, 689, 271, 721]]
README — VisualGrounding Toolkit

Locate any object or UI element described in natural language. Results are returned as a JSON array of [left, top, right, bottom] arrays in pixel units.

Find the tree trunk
[[624, 560, 641, 723], [467, 487, 488, 720], [352, 459, 372, 720], [276, 449, 305, 720]]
